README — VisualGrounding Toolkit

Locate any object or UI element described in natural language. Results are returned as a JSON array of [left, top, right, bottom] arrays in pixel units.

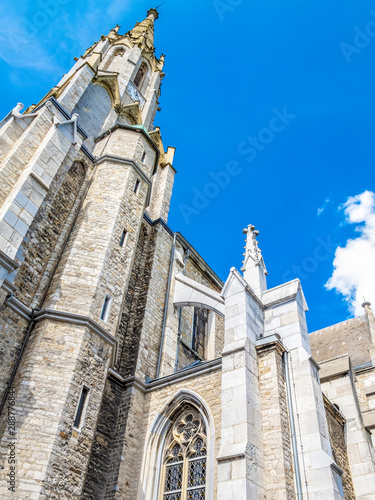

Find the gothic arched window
[[134, 63, 147, 90], [160, 408, 207, 500]]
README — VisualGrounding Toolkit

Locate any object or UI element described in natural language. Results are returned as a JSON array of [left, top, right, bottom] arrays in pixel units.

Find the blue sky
[[0, 0, 374, 332]]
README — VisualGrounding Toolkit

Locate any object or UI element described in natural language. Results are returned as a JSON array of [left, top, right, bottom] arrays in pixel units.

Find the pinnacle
[[126, 9, 158, 51]]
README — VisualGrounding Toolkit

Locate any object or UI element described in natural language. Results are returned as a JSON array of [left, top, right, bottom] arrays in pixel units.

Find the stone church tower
[[0, 8, 374, 500]]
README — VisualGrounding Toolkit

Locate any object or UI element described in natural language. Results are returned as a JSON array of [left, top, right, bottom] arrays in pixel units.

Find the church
[[0, 8, 374, 499]]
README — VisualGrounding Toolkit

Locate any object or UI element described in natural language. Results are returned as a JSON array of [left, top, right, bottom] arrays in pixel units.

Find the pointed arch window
[[134, 62, 147, 89], [161, 408, 207, 500]]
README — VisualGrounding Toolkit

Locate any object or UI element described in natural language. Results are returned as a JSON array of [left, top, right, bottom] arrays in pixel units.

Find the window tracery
[[161, 408, 207, 500]]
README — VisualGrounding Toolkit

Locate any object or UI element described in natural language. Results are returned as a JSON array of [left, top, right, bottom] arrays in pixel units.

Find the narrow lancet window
[[100, 294, 113, 322], [134, 179, 141, 194], [73, 386, 89, 429], [120, 229, 128, 247]]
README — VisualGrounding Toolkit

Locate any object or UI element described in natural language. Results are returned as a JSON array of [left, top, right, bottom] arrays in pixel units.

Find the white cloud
[[317, 197, 331, 216], [326, 190, 375, 315]]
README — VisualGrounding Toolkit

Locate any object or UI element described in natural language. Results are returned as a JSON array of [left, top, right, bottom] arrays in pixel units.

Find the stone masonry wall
[[13, 160, 87, 307], [71, 83, 113, 141], [0, 106, 53, 209], [177, 340, 200, 371], [133, 225, 174, 381], [0, 319, 112, 500], [83, 220, 174, 497], [324, 396, 356, 499], [121, 368, 222, 499], [41, 325, 112, 500], [257, 343, 295, 499], [310, 315, 371, 367], [215, 314, 225, 357], [82, 377, 124, 500], [184, 257, 222, 293], [0, 290, 29, 416], [0, 115, 27, 164], [110, 386, 144, 499], [42, 157, 148, 335], [115, 221, 153, 377], [353, 362, 375, 414]]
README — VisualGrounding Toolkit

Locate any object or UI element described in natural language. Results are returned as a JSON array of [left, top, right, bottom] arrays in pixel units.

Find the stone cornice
[[94, 124, 160, 174], [0, 250, 19, 273], [81, 144, 96, 163], [95, 155, 151, 186], [147, 357, 221, 391], [3, 294, 118, 364], [322, 392, 346, 426], [32, 96, 88, 139], [176, 233, 224, 290], [362, 408, 375, 429], [34, 309, 118, 360], [330, 462, 344, 477], [319, 354, 351, 383], [143, 213, 174, 237], [108, 357, 222, 392], [263, 279, 308, 311], [221, 267, 264, 309], [142, 218, 226, 296], [95, 155, 152, 205], [255, 333, 286, 356]]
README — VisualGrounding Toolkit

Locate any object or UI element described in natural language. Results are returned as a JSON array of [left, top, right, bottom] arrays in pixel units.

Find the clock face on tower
[[126, 81, 145, 109], [127, 81, 141, 102]]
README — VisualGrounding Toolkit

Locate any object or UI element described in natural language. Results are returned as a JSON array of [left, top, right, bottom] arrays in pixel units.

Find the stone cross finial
[[241, 224, 268, 297], [147, 8, 159, 21], [362, 299, 372, 309], [241, 224, 267, 272]]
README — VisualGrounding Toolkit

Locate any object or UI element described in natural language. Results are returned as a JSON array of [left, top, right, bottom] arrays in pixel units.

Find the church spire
[[241, 224, 268, 297], [126, 8, 159, 51]]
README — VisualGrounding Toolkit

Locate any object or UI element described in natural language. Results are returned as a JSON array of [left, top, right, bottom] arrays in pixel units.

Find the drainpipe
[[174, 248, 190, 372], [284, 350, 303, 500], [156, 232, 176, 378], [0, 307, 36, 417]]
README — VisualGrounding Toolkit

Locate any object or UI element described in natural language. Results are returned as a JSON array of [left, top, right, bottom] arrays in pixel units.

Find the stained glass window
[[162, 408, 207, 500]]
